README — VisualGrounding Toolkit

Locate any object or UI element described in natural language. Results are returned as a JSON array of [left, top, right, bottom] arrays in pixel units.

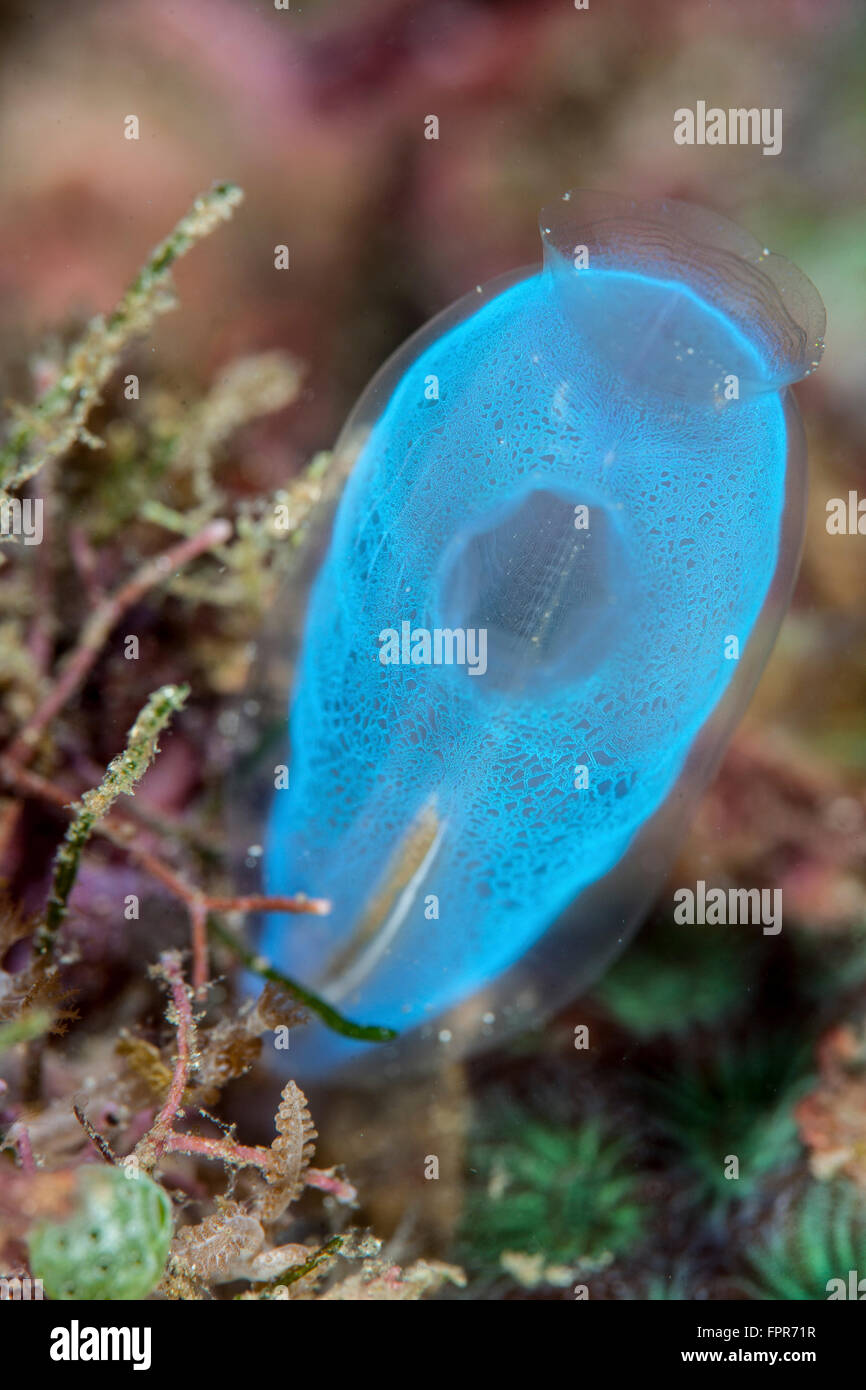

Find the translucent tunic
[[258, 193, 825, 1074]]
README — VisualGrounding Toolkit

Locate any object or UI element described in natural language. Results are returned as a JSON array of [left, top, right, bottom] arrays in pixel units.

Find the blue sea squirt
[[258, 192, 825, 1073]]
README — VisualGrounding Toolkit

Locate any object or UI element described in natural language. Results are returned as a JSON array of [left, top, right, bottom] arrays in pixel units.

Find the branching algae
[[259, 192, 825, 1073]]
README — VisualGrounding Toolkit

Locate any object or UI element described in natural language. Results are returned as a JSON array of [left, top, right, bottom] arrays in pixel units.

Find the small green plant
[[28, 1165, 173, 1300], [745, 1181, 866, 1300], [621, 1271, 691, 1299], [593, 919, 752, 1039], [460, 1101, 644, 1276], [645, 1036, 812, 1210]]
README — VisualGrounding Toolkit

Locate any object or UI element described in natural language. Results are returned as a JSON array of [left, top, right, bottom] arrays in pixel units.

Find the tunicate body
[[255, 192, 825, 1077]]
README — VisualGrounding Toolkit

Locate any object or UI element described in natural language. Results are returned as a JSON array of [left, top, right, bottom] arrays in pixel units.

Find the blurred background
[[2, 0, 866, 1300], [1, 0, 863, 438]]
